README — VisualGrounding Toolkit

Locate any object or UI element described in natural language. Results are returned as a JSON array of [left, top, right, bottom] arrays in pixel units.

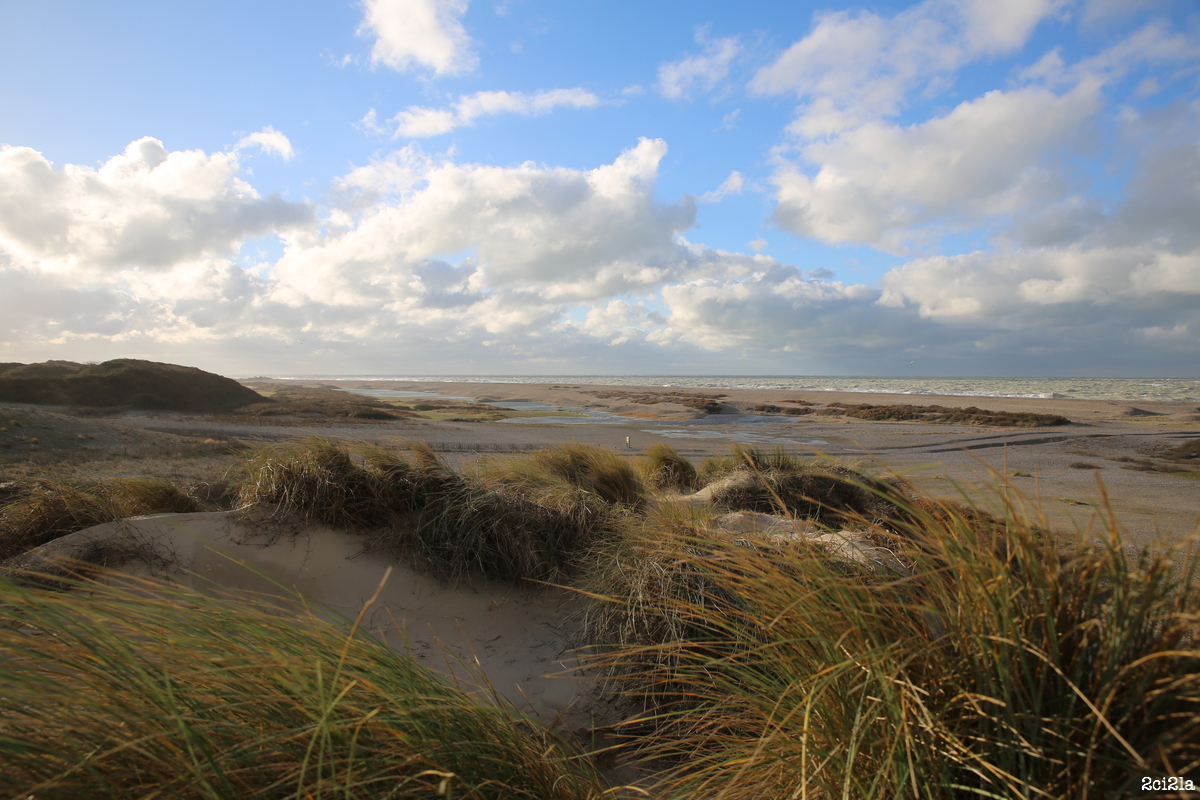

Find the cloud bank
[[3, 1, 1199, 376]]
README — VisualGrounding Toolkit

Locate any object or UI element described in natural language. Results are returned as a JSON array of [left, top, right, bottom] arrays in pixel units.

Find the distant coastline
[[230, 375, 1200, 403]]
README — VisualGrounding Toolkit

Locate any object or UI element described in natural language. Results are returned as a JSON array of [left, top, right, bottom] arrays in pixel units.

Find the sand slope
[[4, 511, 599, 731]]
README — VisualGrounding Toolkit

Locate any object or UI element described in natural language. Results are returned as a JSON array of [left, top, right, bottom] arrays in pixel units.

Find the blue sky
[[1, 0, 1198, 376]]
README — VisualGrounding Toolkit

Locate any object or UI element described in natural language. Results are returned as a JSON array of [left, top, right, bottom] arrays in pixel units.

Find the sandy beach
[[227, 378, 1200, 546]]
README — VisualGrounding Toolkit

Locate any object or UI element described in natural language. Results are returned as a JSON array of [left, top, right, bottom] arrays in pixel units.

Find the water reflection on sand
[[338, 387, 829, 448]]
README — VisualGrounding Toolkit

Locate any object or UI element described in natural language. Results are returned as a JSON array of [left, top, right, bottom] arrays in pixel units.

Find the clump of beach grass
[[475, 441, 646, 510], [0, 475, 198, 561], [692, 444, 907, 526], [639, 443, 699, 493], [696, 444, 809, 483], [0, 571, 606, 799], [579, 471, 1200, 798], [236, 438, 639, 583]]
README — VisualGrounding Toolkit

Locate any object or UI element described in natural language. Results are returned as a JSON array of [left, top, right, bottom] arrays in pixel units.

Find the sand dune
[[5, 511, 602, 732]]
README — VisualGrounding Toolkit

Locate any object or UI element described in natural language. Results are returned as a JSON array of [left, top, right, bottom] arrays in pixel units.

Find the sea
[[243, 375, 1200, 403]]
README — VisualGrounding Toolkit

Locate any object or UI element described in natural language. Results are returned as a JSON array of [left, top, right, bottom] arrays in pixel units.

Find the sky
[[1, 0, 1198, 377]]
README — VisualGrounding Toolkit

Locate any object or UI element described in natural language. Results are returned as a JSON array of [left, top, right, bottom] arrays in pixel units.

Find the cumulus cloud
[[658, 28, 741, 100], [274, 138, 705, 311], [751, 0, 1061, 135], [387, 88, 601, 138], [661, 268, 876, 350], [1020, 18, 1200, 89], [874, 95, 1200, 326], [358, 0, 476, 76], [761, 9, 1200, 257], [578, 300, 666, 346], [0, 137, 312, 272], [771, 81, 1102, 250]]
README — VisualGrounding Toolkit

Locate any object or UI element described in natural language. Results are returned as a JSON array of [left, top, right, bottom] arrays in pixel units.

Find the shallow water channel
[[337, 387, 829, 449]]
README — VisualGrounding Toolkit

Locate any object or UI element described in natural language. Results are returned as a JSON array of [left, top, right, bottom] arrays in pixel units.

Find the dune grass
[[693, 445, 909, 527], [0, 475, 199, 561], [579, 465, 1200, 798], [640, 443, 699, 494], [235, 438, 640, 583], [474, 441, 647, 509], [0, 571, 604, 800], [3, 440, 1199, 798]]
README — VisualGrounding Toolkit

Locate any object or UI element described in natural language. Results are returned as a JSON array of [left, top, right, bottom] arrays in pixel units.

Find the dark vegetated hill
[[0, 360, 266, 412]]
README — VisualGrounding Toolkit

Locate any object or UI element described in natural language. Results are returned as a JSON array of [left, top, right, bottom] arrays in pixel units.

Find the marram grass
[[0, 475, 199, 561], [235, 438, 636, 583], [0, 570, 605, 800], [582, 470, 1200, 799]]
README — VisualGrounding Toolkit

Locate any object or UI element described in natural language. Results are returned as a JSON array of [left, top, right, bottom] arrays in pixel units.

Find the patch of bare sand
[[6, 511, 605, 733]]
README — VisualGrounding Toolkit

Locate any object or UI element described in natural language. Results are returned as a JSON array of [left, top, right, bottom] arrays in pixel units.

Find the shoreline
[[231, 375, 1200, 404], [254, 376, 1200, 420]]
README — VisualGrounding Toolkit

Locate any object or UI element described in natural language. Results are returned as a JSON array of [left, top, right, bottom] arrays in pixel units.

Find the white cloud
[[959, 0, 1062, 53], [358, 0, 477, 76], [658, 28, 741, 100], [1022, 19, 1200, 88], [750, 0, 1061, 135], [0, 137, 312, 273], [771, 81, 1101, 249], [234, 127, 295, 161], [276, 138, 705, 311], [698, 170, 743, 203], [5, 129, 1197, 374], [878, 245, 1200, 322], [331, 144, 433, 207], [1081, 0, 1173, 29], [660, 268, 876, 351], [388, 88, 601, 137], [579, 300, 664, 346]]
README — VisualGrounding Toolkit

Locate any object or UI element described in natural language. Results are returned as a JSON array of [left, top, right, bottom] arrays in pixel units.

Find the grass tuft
[[0, 475, 198, 561], [693, 445, 906, 526], [236, 438, 637, 583], [0, 572, 605, 799], [639, 443, 699, 493], [479, 442, 647, 509], [581, 477, 1200, 798]]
